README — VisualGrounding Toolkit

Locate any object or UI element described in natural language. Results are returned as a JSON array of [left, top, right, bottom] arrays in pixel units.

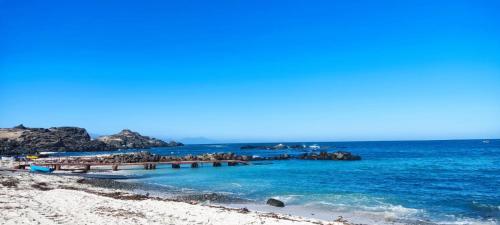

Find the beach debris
[[31, 182, 53, 191], [266, 198, 285, 207], [95, 206, 146, 218], [99, 191, 150, 200], [238, 207, 250, 213], [76, 179, 86, 183], [0, 176, 19, 187], [334, 216, 349, 223]]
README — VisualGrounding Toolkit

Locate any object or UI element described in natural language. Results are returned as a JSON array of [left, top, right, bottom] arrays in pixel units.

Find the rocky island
[[0, 125, 183, 155]]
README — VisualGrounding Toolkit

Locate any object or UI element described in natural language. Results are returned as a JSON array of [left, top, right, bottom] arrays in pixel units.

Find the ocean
[[61, 140, 500, 224]]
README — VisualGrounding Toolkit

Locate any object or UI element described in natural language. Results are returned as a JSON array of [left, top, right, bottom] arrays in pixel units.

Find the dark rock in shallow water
[[298, 151, 361, 161], [288, 144, 306, 149], [240, 144, 288, 150], [240, 145, 269, 150], [266, 198, 285, 207]]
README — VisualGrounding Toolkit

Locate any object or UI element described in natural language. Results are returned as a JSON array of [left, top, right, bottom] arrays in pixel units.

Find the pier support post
[[191, 163, 199, 168], [144, 163, 149, 170], [172, 163, 180, 169], [213, 162, 221, 167], [112, 165, 119, 171], [145, 164, 155, 170], [84, 165, 91, 171], [151, 164, 156, 170], [55, 164, 61, 170]]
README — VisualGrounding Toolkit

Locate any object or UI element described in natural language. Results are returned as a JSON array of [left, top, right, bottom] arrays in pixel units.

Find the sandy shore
[[0, 171, 348, 225]]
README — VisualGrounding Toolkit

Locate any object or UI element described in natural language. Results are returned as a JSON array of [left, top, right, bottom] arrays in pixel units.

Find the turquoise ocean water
[[63, 140, 500, 224]]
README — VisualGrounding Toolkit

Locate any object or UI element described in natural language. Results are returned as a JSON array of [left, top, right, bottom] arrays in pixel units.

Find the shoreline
[[78, 168, 497, 225], [0, 170, 349, 225], [47, 170, 422, 225]]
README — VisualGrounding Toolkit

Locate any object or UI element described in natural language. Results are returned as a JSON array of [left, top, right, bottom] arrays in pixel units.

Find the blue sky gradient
[[1, 0, 499, 142]]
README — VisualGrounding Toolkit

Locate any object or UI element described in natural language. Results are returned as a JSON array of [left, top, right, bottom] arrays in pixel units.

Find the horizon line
[[183, 138, 499, 145]]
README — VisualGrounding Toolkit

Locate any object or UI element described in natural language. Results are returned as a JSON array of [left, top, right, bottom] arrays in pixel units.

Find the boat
[[39, 152, 58, 158], [1, 156, 15, 161], [30, 164, 54, 173], [26, 155, 39, 160], [71, 169, 88, 174], [482, 140, 490, 144], [309, 144, 321, 150], [39, 151, 58, 155]]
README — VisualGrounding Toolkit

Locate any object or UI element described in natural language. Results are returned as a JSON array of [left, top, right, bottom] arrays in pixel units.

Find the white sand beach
[[0, 171, 347, 225]]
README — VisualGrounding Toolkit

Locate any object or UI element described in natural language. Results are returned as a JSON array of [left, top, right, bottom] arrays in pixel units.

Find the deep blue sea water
[[62, 140, 500, 224]]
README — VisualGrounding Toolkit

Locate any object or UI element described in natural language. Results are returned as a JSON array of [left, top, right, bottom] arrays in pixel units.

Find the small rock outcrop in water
[[266, 198, 285, 207], [298, 151, 361, 160], [0, 125, 182, 155], [240, 144, 310, 150], [241, 144, 297, 150]]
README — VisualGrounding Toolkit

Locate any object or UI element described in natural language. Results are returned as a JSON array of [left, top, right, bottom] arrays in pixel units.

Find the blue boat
[[30, 164, 54, 173]]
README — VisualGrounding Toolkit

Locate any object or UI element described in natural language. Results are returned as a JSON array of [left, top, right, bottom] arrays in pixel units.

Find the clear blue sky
[[1, 0, 499, 142]]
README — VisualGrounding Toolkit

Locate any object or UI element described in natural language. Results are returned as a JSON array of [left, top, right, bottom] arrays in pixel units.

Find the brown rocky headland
[[0, 124, 183, 155]]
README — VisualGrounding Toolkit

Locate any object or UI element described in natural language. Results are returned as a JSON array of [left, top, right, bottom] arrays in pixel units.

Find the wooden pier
[[27, 160, 249, 172]]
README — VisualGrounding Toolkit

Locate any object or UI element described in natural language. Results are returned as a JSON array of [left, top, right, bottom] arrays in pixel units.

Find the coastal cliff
[[97, 129, 182, 149], [0, 125, 182, 155]]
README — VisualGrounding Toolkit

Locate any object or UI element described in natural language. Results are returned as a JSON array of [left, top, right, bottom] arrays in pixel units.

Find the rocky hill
[[97, 129, 182, 149], [0, 125, 183, 155]]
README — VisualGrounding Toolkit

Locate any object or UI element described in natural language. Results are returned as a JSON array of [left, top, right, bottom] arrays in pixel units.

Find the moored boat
[[30, 164, 54, 173], [309, 144, 321, 150], [27, 155, 39, 160], [1, 156, 15, 161]]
